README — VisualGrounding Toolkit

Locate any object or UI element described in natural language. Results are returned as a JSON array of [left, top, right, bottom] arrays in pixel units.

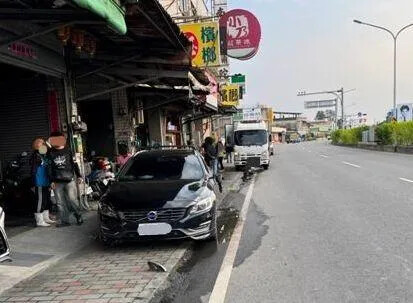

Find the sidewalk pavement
[[0, 165, 242, 303]]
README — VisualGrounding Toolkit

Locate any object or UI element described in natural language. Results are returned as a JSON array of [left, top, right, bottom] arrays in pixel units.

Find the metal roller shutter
[[0, 77, 49, 176]]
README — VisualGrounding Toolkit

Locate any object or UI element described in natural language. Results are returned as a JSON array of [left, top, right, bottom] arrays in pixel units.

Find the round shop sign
[[220, 9, 261, 60], [183, 32, 199, 59]]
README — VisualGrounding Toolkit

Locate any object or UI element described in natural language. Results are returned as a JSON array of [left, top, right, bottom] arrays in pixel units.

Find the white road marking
[[399, 177, 413, 183], [208, 177, 256, 303], [342, 161, 361, 168], [320, 154, 329, 158]]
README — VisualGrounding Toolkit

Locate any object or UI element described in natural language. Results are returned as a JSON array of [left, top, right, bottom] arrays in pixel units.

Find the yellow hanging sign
[[180, 22, 221, 67], [221, 84, 239, 107]]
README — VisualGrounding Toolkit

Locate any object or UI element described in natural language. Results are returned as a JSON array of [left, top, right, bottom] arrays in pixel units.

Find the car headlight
[[99, 203, 117, 218], [189, 196, 215, 215], [261, 150, 269, 157]]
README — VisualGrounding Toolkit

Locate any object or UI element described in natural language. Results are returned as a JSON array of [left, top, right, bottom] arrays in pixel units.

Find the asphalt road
[[224, 141, 413, 303], [160, 141, 413, 303]]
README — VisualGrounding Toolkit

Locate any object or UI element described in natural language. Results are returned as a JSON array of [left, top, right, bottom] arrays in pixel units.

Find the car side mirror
[[0, 227, 11, 263]]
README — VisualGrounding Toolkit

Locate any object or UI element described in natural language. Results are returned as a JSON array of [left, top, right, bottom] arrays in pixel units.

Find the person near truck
[[217, 140, 225, 170]]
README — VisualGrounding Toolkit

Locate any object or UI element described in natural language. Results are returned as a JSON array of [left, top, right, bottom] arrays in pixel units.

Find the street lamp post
[[353, 20, 413, 119]]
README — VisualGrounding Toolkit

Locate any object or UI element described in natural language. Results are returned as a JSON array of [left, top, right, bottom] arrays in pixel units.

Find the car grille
[[121, 208, 187, 223]]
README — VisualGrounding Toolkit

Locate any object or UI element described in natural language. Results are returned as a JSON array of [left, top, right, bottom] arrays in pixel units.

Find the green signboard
[[231, 74, 246, 83]]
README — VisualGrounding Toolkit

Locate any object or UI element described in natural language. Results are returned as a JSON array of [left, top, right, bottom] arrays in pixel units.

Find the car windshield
[[119, 153, 204, 181], [234, 130, 267, 146]]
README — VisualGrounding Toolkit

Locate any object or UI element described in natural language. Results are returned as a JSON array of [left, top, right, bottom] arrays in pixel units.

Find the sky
[[228, 0, 413, 122]]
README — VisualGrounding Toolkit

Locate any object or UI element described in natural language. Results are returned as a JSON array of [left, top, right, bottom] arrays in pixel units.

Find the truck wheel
[[262, 164, 269, 170]]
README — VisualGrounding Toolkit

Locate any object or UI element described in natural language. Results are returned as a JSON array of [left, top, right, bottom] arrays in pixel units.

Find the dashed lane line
[[342, 161, 361, 168], [399, 177, 413, 183]]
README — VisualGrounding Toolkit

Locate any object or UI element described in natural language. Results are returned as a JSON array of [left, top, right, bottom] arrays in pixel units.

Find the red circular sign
[[183, 32, 199, 59], [219, 9, 261, 60]]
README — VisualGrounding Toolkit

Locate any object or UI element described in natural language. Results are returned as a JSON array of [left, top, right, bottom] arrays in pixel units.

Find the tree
[[315, 111, 326, 120]]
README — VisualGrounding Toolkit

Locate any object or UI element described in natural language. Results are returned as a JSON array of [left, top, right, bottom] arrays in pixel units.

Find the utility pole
[[340, 88, 344, 128], [298, 88, 350, 129]]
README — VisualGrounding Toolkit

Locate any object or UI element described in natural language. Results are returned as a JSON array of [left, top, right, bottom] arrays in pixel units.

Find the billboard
[[397, 103, 413, 122], [219, 9, 261, 60], [304, 99, 337, 109], [243, 107, 262, 121], [180, 22, 221, 67], [220, 84, 239, 107]]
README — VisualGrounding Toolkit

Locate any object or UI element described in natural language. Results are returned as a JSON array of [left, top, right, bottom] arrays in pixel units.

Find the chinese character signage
[[180, 22, 221, 67], [219, 9, 261, 60], [221, 84, 239, 107], [243, 108, 262, 121]]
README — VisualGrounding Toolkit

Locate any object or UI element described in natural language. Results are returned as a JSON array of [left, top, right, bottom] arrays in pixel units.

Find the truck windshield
[[234, 130, 267, 146]]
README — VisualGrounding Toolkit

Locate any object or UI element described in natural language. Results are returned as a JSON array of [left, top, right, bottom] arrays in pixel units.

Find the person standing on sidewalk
[[48, 132, 83, 227], [30, 138, 55, 227], [225, 143, 234, 164], [202, 137, 222, 193], [217, 139, 225, 170]]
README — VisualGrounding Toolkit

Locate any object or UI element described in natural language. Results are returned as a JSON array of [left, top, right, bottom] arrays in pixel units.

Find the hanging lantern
[[83, 36, 97, 57], [89, 39, 97, 57], [57, 26, 71, 45], [71, 30, 84, 52], [83, 35, 91, 54]]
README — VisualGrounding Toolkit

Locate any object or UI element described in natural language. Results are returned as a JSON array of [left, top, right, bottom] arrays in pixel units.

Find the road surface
[[164, 141, 413, 303]]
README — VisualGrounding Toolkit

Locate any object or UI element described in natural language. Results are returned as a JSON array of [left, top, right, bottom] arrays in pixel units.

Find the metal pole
[[341, 88, 344, 129], [393, 37, 397, 119]]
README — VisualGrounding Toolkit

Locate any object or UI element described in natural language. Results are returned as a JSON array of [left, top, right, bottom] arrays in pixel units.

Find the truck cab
[[232, 121, 270, 170]]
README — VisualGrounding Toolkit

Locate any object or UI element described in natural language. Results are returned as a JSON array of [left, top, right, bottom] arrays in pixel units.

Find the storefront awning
[[71, 0, 127, 35]]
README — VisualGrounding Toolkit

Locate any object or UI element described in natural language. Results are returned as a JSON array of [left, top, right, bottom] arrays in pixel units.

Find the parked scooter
[[0, 206, 11, 263], [0, 152, 34, 214], [86, 158, 115, 200]]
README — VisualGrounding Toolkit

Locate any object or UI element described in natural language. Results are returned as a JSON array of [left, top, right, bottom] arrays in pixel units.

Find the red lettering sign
[[8, 42, 37, 59]]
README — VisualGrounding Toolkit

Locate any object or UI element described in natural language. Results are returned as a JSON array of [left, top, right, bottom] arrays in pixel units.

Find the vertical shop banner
[[48, 90, 60, 132], [180, 22, 221, 67], [220, 84, 240, 107]]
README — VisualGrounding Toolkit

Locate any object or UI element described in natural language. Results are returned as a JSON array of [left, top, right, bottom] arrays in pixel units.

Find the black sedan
[[98, 148, 218, 244]]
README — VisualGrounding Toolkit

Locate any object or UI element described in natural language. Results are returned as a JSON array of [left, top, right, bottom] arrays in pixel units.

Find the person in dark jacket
[[202, 137, 222, 193], [31, 138, 55, 227], [48, 132, 83, 227]]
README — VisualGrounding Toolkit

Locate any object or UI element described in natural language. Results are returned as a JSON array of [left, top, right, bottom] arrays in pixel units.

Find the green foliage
[[391, 121, 413, 146], [315, 111, 326, 120], [331, 130, 341, 144], [375, 123, 394, 145], [330, 126, 369, 145]]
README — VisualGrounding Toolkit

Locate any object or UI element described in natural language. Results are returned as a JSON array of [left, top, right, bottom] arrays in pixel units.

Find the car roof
[[134, 148, 196, 158]]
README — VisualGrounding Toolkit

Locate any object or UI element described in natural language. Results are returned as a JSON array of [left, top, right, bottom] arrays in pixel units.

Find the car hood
[[103, 179, 208, 210]]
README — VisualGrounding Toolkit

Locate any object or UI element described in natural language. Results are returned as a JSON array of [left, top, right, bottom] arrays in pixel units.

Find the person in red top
[[116, 143, 131, 168]]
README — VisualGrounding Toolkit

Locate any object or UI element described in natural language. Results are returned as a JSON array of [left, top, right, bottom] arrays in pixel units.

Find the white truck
[[232, 121, 270, 170]]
